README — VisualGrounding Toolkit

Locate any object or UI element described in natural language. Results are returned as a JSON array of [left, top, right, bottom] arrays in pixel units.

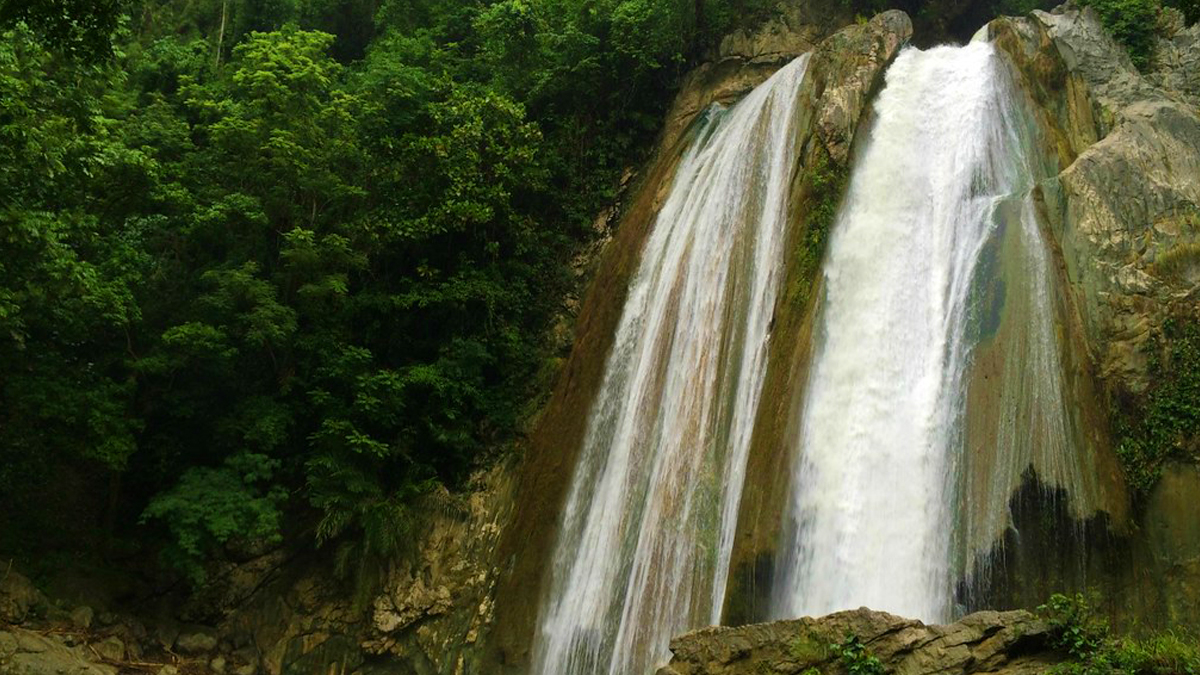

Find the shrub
[[141, 452, 286, 584], [830, 634, 885, 675], [1077, 0, 1161, 69], [1164, 0, 1200, 24], [1114, 317, 1200, 494], [1039, 592, 1200, 674]]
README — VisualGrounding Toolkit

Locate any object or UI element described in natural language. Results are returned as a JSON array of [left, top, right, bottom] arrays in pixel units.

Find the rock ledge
[[658, 608, 1063, 675]]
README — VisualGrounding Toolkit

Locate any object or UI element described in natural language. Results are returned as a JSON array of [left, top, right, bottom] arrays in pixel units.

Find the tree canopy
[[0, 0, 771, 585]]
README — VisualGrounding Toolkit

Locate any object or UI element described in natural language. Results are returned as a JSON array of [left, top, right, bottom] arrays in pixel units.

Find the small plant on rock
[[830, 633, 885, 675]]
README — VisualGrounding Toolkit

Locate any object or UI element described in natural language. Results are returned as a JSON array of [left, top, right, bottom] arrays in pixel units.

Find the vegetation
[[1077, 0, 1161, 68], [1167, 0, 1200, 24], [787, 149, 848, 309], [1040, 593, 1200, 674], [0, 0, 769, 586], [830, 633, 886, 675], [1114, 317, 1200, 495], [790, 630, 832, 663]]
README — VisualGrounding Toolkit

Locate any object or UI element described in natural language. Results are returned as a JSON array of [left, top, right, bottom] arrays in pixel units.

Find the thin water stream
[[531, 55, 811, 675]]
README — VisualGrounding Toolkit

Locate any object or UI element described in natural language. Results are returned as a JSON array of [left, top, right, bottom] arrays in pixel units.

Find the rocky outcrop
[[0, 628, 117, 675], [658, 608, 1061, 675], [989, 6, 1200, 395], [1151, 10, 1200, 105], [1, 567, 46, 624], [972, 4, 1199, 630]]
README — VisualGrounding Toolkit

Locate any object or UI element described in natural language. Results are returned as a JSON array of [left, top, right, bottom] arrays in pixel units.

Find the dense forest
[[0, 0, 786, 589], [0, 0, 1195, 595]]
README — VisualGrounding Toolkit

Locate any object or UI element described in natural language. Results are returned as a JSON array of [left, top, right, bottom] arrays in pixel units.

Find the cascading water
[[772, 40, 1093, 622], [531, 54, 811, 675]]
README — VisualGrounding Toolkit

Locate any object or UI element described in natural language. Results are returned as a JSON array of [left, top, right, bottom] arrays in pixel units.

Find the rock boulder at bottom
[[658, 608, 1062, 675], [0, 629, 116, 675]]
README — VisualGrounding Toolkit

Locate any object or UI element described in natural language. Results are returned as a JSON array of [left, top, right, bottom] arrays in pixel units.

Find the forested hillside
[[0, 0, 781, 585]]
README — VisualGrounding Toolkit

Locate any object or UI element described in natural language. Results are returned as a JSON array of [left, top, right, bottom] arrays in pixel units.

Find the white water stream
[[531, 55, 811, 675], [772, 41, 1074, 622]]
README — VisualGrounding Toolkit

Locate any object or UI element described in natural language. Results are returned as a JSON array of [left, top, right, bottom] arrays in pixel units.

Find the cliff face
[[976, 4, 1200, 627], [991, 6, 1200, 395], [721, 9, 913, 626]]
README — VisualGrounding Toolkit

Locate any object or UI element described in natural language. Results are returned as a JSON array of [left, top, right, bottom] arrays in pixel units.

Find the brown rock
[[0, 568, 45, 624], [662, 608, 1059, 675]]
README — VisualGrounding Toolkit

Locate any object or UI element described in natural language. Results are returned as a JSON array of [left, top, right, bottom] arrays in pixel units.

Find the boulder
[[0, 568, 46, 624], [0, 629, 116, 675], [176, 629, 219, 654], [70, 606, 95, 630], [91, 636, 124, 662], [660, 608, 1060, 675]]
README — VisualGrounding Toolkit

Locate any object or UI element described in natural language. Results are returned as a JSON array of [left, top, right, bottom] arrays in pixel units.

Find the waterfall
[[532, 54, 811, 675], [772, 40, 1088, 622]]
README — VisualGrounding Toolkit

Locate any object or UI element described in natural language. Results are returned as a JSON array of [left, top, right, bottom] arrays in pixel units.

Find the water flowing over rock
[[989, 6, 1200, 396], [495, 10, 912, 671], [766, 32, 1121, 624], [531, 52, 812, 675]]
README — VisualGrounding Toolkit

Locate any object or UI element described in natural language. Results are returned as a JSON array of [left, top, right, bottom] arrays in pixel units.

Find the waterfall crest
[[771, 41, 1093, 622], [531, 54, 811, 675]]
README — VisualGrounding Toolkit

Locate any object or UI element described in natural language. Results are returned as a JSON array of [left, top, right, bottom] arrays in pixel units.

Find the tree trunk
[[214, 0, 228, 69]]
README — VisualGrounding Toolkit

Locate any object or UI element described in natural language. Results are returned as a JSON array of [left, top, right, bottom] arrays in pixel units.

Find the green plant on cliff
[[1076, 0, 1161, 69], [1042, 593, 1111, 662], [140, 452, 286, 584], [1114, 317, 1200, 495], [1040, 592, 1200, 674], [1164, 0, 1200, 24], [788, 149, 849, 309], [830, 633, 885, 675], [791, 630, 832, 663]]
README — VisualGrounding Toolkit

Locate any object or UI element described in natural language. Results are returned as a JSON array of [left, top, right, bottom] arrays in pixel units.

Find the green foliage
[[2, 0, 787, 586], [1040, 593, 1200, 674], [1155, 240, 1200, 282], [141, 452, 286, 584], [1114, 317, 1200, 494], [830, 634, 885, 675], [0, 0, 128, 60], [1042, 594, 1112, 661], [1164, 0, 1200, 24], [1077, 0, 1161, 69], [788, 149, 848, 309]]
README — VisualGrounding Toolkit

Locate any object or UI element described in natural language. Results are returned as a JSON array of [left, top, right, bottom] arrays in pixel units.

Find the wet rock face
[[977, 5, 1199, 632], [658, 608, 1060, 675], [991, 7, 1200, 395], [722, 9, 912, 628], [805, 10, 913, 164]]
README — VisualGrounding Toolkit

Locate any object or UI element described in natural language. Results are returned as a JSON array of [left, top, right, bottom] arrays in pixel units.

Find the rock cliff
[[990, 5, 1200, 395], [972, 2, 1200, 627]]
